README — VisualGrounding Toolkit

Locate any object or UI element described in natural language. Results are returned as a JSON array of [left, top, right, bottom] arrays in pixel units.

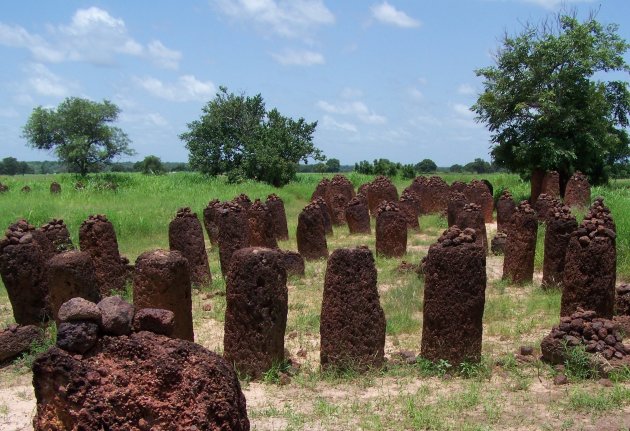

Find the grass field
[[1, 171, 629, 430]]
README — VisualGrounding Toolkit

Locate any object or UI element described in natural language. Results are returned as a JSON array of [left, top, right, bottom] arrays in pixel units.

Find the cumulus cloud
[[120, 111, 170, 128], [213, 0, 335, 39], [457, 83, 476, 96], [271, 49, 325, 66], [317, 99, 386, 125], [321, 115, 358, 133], [26, 63, 71, 97], [0, 7, 181, 68], [135, 75, 216, 102], [408, 86, 424, 101], [453, 103, 475, 119], [371, 2, 421, 28]]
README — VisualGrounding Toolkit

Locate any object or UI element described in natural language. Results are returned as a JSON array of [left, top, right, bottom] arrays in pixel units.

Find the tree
[[449, 164, 464, 173], [23, 98, 134, 176], [355, 160, 374, 174], [415, 158, 437, 173], [0, 157, 19, 175], [401, 164, 416, 179], [135, 155, 165, 175], [464, 158, 492, 174], [325, 158, 340, 173], [180, 86, 323, 187], [473, 13, 630, 187]]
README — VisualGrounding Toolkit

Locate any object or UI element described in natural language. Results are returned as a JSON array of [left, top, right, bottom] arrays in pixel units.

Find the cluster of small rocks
[[533, 193, 560, 222], [585, 197, 616, 232], [541, 308, 629, 364], [233, 193, 252, 209], [55, 297, 175, 354], [573, 215, 616, 248], [174, 207, 194, 218], [436, 226, 477, 247], [0, 219, 35, 249]]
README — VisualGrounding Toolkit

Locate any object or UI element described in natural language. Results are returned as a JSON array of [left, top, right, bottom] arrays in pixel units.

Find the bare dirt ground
[[1, 223, 629, 430]]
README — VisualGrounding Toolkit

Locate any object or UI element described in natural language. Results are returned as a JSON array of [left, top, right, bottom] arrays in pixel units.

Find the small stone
[[56, 321, 99, 354], [554, 364, 565, 373], [553, 374, 568, 385], [202, 303, 213, 312], [57, 298, 102, 323], [132, 308, 175, 336], [519, 346, 534, 356], [98, 296, 134, 336], [599, 378, 613, 387], [278, 372, 291, 386]]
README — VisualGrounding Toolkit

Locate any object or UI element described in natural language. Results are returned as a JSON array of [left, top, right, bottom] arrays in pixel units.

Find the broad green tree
[[135, 155, 165, 175], [23, 97, 134, 176], [473, 13, 630, 188], [415, 158, 437, 173], [181, 86, 323, 187]]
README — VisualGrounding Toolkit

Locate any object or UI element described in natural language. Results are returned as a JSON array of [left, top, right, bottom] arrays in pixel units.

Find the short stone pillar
[[279, 250, 305, 277], [533, 193, 559, 223], [216, 201, 251, 277], [447, 191, 467, 228], [79, 214, 126, 297], [358, 182, 371, 197], [47, 251, 100, 323], [455, 203, 487, 253], [345, 196, 371, 234], [421, 226, 486, 364], [297, 202, 328, 260], [496, 190, 516, 233], [312, 197, 333, 236], [564, 171, 591, 208], [247, 199, 278, 249], [368, 176, 398, 216], [542, 206, 577, 287], [266, 194, 289, 241], [327, 175, 355, 225], [320, 247, 385, 371], [541, 171, 560, 198], [202, 199, 221, 246], [133, 249, 194, 341], [398, 190, 420, 230], [169, 207, 212, 286], [421, 176, 450, 214], [561, 214, 616, 318], [502, 201, 538, 284], [465, 180, 493, 223], [0, 220, 49, 325], [311, 178, 331, 202], [224, 247, 287, 379], [375, 202, 407, 258], [50, 182, 61, 194], [37, 219, 73, 258]]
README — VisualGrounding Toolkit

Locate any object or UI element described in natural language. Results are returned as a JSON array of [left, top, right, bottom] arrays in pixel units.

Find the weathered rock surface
[[247, 200, 278, 249], [375, 202, 407, 258], [542, 206, 577, 287], [0, 324, 43, 362], [98, 296, 134, 336], [266, 194, 289, 241], [216, 201, 251, 277], [132, 308, 175, 336], [169, 207, 212, 286], [503, 201, 538, 284], [345, 196, 371, 234], [564, 171, 591, 208], [496, 190, 516, 233], [297, 202, 328, 260]]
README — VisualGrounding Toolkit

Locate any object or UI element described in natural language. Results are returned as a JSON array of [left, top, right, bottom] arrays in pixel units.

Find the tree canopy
[[135, 155, 165, 175], [23, 98, 134, 176], [473, 13, 630, 186], [180, 86, 323, 187], [415, 159, 437, 173]]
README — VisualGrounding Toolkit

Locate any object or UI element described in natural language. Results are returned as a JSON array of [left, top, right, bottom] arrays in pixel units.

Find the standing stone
[[79, 214, 126, 297], [450, 181, 467, 194], [49, 182, 61, 194], [564, 171, 591, 208], [247, 200, 278, 249], [358, 182, 371, 197], [502, 201, 538, 284], [533, 193, 560, 223], [38, 219, 73, 257], [224, 247, 287, 379], [345, 196, 371, 234], [465, 180, 494, 223], [266, 194, 289, 241], [398, 190, 420, 230], [320, 247, 385, 371], [233, 193, 252, 210], [21, 185, 31, 193], [0, 324, 44, 362], [216, 202, 251, 277], [297, 202, 328, 260], [328, 193, 350, 226], [279, 250, 305, 277], [541, 171, 561, 198], [496, 190, 516, 233], [311, 178, 331, 202], [447, 191, 468, 227], [423, 176, 450, 214], [561, 214, 616, 318], [312, 197, 333, 236], [0, 221, 49, 325], [586, 197, 616, 233], [368, 176, 398, 216], [542, 206, 577, 287], [421, 226, 486, 364], [455, 203, 487, 253], [133, 249, 194, 341], [202, 199, 221, 246], [47, 251, 100, 323], [375, 202, 407, 258], [327, 175, 355, 225], [169, 207, 212, 286]]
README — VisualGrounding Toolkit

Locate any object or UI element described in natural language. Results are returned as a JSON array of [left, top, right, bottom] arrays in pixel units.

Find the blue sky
[[1, 0, 629, 166]]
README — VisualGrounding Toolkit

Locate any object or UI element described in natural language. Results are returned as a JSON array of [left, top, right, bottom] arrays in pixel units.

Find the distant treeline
[[0, 158, 191, 175]]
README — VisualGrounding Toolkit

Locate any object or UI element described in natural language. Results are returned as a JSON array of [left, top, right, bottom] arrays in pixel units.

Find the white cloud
[[408, 87, 423, 101], [214, 0, 335, 39], [321, 115, 358, 133], [271, 49, 324, 66], [121, 111, 170, 128], [519, 0, 594, 9], [453, 103, 474, 119], [0, 7, 181, 68], [317, 100, 386, 125], [457, 83, 476, 96], [371, 2, 421, 28], [136, 75, 216, 102], [26, 63, 70, 97], [340, 87, 363, 99]]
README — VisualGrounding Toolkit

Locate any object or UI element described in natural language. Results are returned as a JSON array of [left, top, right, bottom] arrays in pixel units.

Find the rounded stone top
[[175, 207, 197, 218], [266, 193, 282, 202], [312, 196, 328, 206], [573, 214, 616, 244], [399, 190, 418, 202], [249, 199, 268, 212], [232, 193, 252, 207], [449, 191, 467, 202], [48, 250, 88, 265], [217, 201, 245, 214], [136, 248, 187, 266], [436, 225, 477, 247], [347, 196, 366, 207], [58, 297, 102, 323], [499, 189, 513, 200], [426, 176, 448, 187], [412, 175, 428, 185], [371, 175, 394, 188], [303, 201, 322, 213], [1, 219, 36, 250], [570, 171, 588, 182], [40, 218, 66, 231], [82, 214, 109, 226], [376, 201, 400, 214], [331, 174, 353, 187], [547, 205, 576, 222], [462, 203, 481, 212], [515, 201, 536, 214], [468, 179, 491, 194], [205, 198, 221, 208]]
